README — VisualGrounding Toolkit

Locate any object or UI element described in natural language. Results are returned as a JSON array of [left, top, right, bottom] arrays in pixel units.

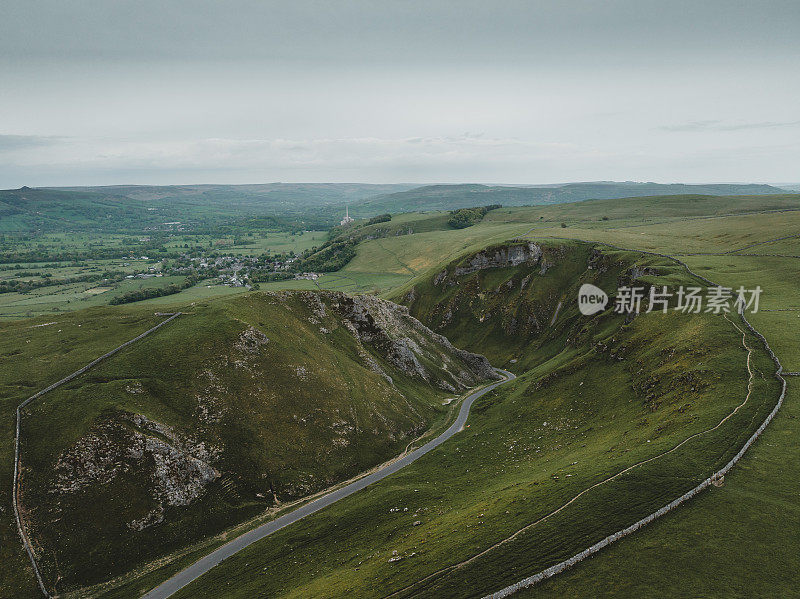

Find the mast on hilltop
[[340, 205, 355, 226]]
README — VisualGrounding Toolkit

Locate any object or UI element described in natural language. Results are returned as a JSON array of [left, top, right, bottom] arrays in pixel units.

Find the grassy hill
[[351, 182, 787, 215], [9, 291, 497, 596], [132, 194, 798, 598], [0, 187, 151, 233], [275, 193, 799, 298], [3, 182, 787, 234], [56, 183, 415, 207], [0, 309, 169, 597], [4, 191, 799, 598], [148, 239, 780, 599]]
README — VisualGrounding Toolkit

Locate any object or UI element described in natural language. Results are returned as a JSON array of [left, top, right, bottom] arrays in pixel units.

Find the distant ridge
[[0, 181, 789, 233], [350, 182, 788, 214], [0, 183, 417, 232]]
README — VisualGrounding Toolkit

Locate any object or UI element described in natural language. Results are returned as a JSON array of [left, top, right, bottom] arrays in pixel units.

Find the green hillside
[[351, 182, 787, 214], [149, 239, 779, 599], [279, 193, 799, 299], [0, 187, 150, 233], [9, 291, 497, 595], [3, 192, 798, 598], [2, 182, 787, 235], [0, 184, 416, 233], [0, 309, 169, 597]]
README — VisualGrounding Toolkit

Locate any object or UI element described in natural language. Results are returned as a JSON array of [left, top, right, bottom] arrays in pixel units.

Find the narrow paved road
[[142, 368, 516, 599]]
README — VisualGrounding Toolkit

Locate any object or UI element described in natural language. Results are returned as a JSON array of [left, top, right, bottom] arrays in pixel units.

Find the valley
[[1, 189, 798, 598], [6, 3, 798, 597]]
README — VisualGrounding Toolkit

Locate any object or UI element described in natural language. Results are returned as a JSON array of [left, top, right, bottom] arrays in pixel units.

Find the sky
[[1, 0, 798, 187]]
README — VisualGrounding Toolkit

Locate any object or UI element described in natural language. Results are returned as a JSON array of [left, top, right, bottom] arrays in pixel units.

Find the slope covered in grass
[[1, 184, 417, 233], [352, 184, 787, 215], [161, 240, 779, 599], [6, 194, 796, 598], [15, 291, 497, 595], [0, 308, 167, 598], [511, 237, 800, 599], [291, 193, 799, 298], [394, 240, 685, 369], [520, 378, 799, 598]]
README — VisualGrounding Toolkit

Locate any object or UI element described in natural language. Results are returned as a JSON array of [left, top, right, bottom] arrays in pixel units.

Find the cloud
[[1, 134, 615, 186], [0, 134, 62, 152], [661, 119, 800, 132], [1, 134, 588, 172]]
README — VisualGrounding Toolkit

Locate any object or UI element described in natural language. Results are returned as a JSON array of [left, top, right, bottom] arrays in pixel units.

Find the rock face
[[626, 265, 659, 281], [53, 413, 219, 530], [451, 242, 542, 277], [401, 241, 602, 364], [234, 326, 269, 353], [329, 292, 501, 389]]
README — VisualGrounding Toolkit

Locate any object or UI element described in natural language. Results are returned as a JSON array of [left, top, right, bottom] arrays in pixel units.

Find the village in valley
[[123, 210, 363, 291]]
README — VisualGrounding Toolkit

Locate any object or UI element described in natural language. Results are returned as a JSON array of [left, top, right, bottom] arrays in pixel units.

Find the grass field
[[523, 385, 800, 598], [0, 308, 166, 597], [322, 196, 800, 300], [161, 230, 325, 256], [0, 229, 326, 319]]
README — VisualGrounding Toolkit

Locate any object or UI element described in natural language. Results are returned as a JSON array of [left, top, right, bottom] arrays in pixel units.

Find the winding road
[[142, 368, 516, 599]]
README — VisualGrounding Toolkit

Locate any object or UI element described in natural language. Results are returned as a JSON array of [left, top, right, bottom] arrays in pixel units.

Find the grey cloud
[[0, 1, 798, 187], [0, 134, 63, 152], [1, 1, 799, 67], [662, 120, 800, 132]]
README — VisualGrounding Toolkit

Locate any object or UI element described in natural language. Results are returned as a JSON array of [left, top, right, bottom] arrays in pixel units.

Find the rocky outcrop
[[387, 338, 429, 380], [232, 326, 270, 370], [234, 326, 269, 353], [328, 292, 500, 387], [452, 242, 542, 277], [262, 290, 498, 388], [627, 265, 659, 280], [449, 346, 501, 381], [52, 413, 219, 531]]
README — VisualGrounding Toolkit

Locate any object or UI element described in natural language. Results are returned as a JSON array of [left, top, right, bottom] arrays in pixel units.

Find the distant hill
[[0, 181, 789, 233], [0, 187, 149, 233], [55, 182, 416, 206], [350, 182, 787, 214], [0, 183, 416, 232]]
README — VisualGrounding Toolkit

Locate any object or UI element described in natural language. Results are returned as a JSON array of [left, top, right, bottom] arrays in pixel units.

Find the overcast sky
[[1, 0, 798, 187]]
